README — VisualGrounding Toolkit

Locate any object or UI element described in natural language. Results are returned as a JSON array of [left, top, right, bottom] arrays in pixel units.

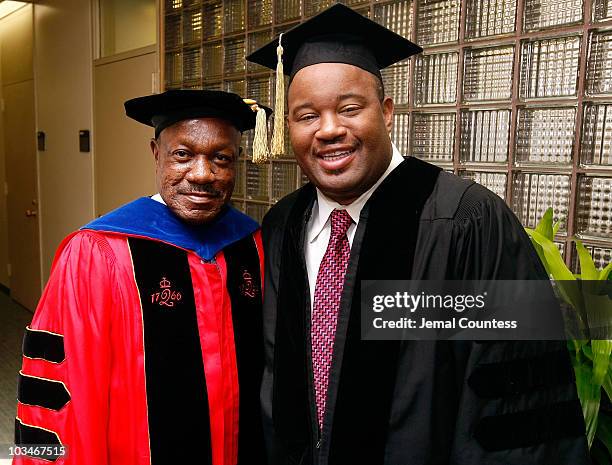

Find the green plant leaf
[[576, 239, 599, 280], [575, 363, 602, 447], [525, 229, 574, 281], [593, 341, 612, 386], [526, 228, 585, 317], [535, 207, 555, 241], [573, 339, 588, 357], [584, 344, 594, 361], [526, 230, 552, 277], [597, 413, 612, 462], [603, 369, 612, 405], [553, 220, 561, 238], [600, 261, 612, 281], [591, 437, 612, 465]]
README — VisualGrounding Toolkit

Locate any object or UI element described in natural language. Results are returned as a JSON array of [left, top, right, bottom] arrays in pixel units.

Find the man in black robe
[[247, 4, 590, 465]]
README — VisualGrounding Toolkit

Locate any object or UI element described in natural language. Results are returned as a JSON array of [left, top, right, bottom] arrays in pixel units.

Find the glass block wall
[[163, 0, 612, 270]]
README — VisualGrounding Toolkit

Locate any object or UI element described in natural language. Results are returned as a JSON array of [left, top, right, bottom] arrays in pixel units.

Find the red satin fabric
[[14, 229, 261, 465]]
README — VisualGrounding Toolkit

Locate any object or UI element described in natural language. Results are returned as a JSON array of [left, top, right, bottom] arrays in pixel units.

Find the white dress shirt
[[151, 193, 166, 204], [305, 143, 405, 306]]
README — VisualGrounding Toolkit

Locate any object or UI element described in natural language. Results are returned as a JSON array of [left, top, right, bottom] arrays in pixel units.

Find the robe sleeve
[[449, 183, 547, 281], [13, 231, 117, 465], [446, 185, 590, 464]]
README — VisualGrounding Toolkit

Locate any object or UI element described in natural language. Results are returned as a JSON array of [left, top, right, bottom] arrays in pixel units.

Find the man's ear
[[382, 96, 394, 133], [151, 138, 160, 164]]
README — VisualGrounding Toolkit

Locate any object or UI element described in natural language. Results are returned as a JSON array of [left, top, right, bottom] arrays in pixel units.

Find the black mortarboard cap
[[245, 3, 422, 81], [124, 89, 272, 139]]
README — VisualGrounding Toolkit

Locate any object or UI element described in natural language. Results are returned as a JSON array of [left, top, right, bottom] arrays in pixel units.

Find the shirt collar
[[308, 142, 404, 244], [151, 193, 166, 205]]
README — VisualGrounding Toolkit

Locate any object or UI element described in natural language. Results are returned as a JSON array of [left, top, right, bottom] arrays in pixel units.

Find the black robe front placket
[[261, 157, 590, 465]]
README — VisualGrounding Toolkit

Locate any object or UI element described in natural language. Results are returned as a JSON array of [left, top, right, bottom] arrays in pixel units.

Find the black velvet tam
[[124, 89, 272, 138]]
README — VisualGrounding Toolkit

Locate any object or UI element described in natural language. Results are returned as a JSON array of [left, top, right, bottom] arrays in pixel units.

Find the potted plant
[[526, 207, 612, 464]]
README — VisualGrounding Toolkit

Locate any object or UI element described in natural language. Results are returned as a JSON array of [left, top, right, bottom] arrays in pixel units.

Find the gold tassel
[[271, 33, 285, 158], [252, 105, 269, 164]]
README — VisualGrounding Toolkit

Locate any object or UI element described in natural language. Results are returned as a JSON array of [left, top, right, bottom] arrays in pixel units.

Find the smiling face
[[151, 118, 241, 225], [287, 63, 394, 205]]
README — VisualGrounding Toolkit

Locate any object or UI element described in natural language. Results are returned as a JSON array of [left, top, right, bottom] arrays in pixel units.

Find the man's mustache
[[181, 183, 222, 197]]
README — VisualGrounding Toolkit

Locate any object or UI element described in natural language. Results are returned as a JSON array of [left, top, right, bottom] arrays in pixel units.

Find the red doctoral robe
[[14, 197, 265, 465]]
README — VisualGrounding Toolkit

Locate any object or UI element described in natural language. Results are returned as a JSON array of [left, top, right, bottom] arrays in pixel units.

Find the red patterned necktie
[[311, 208, 354, 429]]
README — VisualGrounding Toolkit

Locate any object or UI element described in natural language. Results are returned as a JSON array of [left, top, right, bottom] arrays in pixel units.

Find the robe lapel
[[223, 235, 266, 463], [127, 237, 213, 465], [273, 183, 317, 460], [328, 158, 441, 465]]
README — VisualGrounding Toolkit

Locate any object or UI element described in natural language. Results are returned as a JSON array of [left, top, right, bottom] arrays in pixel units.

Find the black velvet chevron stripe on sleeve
[[474, 400, 585, 451], [467, 349, 575, 398], [22, 327, 65, 364], [18, 373, 71, 411], [15, 418, 63, 461]]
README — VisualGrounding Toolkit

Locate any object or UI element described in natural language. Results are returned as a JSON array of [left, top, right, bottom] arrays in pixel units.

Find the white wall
[[94, 47, 158, 216], [0, 4, 35, 294], [0, 42, 8, 289], [34, 0, 95, 282], [100, 0, 156, 57], [0, 0, 159, 286]]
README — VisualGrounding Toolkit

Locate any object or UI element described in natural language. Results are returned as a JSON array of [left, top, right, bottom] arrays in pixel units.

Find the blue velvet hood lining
[[82, 197, 258, 261]]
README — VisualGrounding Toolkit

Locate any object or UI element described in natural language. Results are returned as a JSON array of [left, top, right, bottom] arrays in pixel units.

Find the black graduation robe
[[261, 157, 590, 465]]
